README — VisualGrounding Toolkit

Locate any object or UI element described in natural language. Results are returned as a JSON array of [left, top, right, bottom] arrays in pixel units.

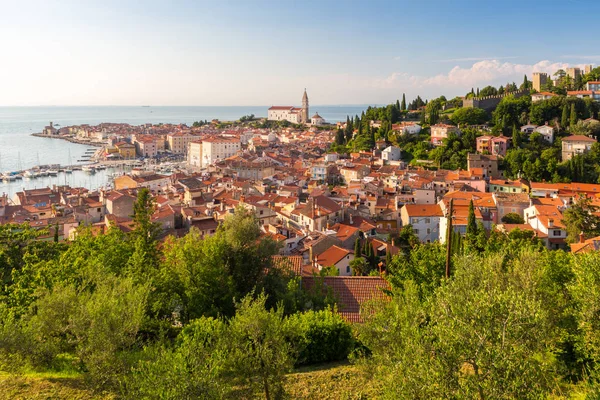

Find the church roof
[[268, 106, 294, 110], [312, 113, 323, 119]]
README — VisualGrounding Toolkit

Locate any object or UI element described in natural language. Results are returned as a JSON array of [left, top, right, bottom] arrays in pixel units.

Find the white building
[[430, 124, 460, 146], [311, 112, 326, 126], [267, 89, 309, 124], [393, 122, 422, 135], [187, 138, 241, 168], [400, 204, 444, 243], [533, 124, 555, 143], [382, 146, 402, 162]]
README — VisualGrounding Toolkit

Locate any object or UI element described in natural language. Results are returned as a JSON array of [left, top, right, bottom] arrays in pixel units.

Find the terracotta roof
[[272, 255, 305, 276], [302, 276, 391, 323], [562, 135, 596, 142], [315, 245, 351, 267], [402, 204, 444, 217]]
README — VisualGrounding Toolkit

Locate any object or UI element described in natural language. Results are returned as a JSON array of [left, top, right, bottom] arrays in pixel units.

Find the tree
[[561, 104, 569, 130], [450, 107, 488, 126], [228, 293, 297, 400], [501, 213, 525, 224], [335, 129, 345, 145], [350, 257, 369, 276], [359, 251, 561, 399], [354, 237, 362, 258], [466, 200, 478, 241], [401, 93, 406, 111], [512, 125, 523, 148], [562, 195, 600, 243], [570, 103, 578, 128]]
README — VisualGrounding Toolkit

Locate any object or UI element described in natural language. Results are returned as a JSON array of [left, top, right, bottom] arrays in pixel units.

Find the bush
[[290, 308, 354, 365]]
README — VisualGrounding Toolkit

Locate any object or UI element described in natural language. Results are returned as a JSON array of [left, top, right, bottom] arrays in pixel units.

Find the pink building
[[476, 135, 510, 157]]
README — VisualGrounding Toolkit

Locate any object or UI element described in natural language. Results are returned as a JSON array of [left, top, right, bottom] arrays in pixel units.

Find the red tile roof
[[302, 276, 391, 323]]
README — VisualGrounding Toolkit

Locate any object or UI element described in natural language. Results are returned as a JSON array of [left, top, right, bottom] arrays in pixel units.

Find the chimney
[[349, 213, 353, 225], [580, 231, 585, 244], [309, 245, 314, 262], [548, 218, 554, 228], [391, 238, 395, 247]]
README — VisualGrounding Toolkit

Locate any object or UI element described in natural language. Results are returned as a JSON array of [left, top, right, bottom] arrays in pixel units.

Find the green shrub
[[290, 308, 354, 365]]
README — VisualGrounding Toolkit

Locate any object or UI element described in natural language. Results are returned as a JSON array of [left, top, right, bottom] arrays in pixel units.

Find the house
[[476, 135, 510, 156], [585, 81, 600, 101], [301, 276, 390, 323], [340, 164, 371, 183], [488, 179, 528, 194], [430, 124, 460, 146], [114, 173, 171, 193], [392, 122, 421, 135], [533, 124, 555, 143], [561, 135, 597, 161], [570, 235, 600, 254], [467, 153, 500, 178], [114, 142, 136, 159], [400, 204, 444, 243], [382, 146, 402, 162], [567, 90, 594, 99], [520, 124, 537, 134], [314, 245, 353, 276], [531, 92, 557, 102], [104, 190, 136, 218], [492, 192, 530, 222], [523, 203, 567, 250]]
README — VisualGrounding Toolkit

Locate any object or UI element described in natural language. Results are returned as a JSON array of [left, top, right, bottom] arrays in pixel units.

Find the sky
[[1, 0, 600, 106]]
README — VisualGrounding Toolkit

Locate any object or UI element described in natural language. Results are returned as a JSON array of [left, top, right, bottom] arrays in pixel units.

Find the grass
[[284, 361, 379, 399], [0, 372, 116, 400], [0, 361, 379, 400]]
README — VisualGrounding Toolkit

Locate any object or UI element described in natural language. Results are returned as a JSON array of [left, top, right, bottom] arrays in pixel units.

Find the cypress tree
[[512, 125, 522, 148], [354, 237, 362, 258], [53, 223, 59, 243], [476, 87, 480, 97], [561, 104, 569, 130], [395, 99, 400, 111], [401, 93, 406, 111], [523, 74, 528, 88], [466, 200, 478, 239], [570, 103, 578, 127]]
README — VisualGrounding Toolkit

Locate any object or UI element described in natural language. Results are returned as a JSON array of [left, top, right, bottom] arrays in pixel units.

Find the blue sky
[[1, 0, 599, 106]]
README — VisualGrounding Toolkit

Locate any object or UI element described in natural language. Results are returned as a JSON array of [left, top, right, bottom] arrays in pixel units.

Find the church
[[267, 89, 309, 124]]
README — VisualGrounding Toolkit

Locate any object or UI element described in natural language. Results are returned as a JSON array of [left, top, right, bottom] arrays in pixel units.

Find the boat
[[96, 164, 106, 170], [24, 170, 35, 179], [47, 169, 59, 176], [14, 174, 23, 180], [39, 170, 49, 176], [82, 165, 96, 173], [65, 167, 73, 174], [2, 173, 16, 181]]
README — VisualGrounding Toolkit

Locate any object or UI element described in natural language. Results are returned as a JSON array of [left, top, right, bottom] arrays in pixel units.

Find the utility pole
[[445, 199, 453, 279]]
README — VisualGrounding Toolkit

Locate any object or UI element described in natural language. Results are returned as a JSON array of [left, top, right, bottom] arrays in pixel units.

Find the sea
[[0, 105, 373, 198]]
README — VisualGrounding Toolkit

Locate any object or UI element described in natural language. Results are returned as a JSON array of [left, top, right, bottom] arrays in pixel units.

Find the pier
[[30, 133, 104, 147]]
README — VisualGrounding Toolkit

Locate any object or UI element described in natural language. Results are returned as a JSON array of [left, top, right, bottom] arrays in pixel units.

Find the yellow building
[[115, 142, 136, 159]]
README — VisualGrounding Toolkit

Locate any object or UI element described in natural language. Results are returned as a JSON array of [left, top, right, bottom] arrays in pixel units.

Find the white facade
[[188, 142, 203, 168], [382, 146, 402, 162], [267, 89, 309, 124], [400, 204, 443, 243], [430, 124, 460, 146], [200, 139, 241, 168], [534, 125, 554, 143]]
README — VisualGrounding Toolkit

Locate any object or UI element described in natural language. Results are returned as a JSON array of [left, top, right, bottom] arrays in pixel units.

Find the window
[[346, 266, 350, 273], [553, 230, 561, 236], [425, 218, 431, 224], [414, 229, 419, 234], [427, 228, 431, 235]]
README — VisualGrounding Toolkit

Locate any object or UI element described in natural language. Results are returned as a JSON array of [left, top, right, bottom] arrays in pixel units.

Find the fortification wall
[[462, 90, 530, 112]]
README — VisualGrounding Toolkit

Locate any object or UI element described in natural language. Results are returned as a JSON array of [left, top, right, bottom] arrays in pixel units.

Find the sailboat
[[65, 149, 73, 173]]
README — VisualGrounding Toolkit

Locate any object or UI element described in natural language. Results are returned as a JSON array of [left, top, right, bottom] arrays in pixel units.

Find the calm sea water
[[0, 105, 372, 197]]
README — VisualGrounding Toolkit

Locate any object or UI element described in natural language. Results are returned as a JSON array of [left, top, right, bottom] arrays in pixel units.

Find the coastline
[[30, 133, 103, 147]]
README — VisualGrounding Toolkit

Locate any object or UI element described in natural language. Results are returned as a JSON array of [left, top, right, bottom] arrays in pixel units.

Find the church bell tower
[[302, 89, 309, 123]]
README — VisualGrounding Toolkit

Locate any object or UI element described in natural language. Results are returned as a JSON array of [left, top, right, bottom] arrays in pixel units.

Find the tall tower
[[302, 89, 309, 123]]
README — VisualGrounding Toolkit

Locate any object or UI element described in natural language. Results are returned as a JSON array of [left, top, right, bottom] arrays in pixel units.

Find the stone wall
[[463, 90, 530, 112]]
